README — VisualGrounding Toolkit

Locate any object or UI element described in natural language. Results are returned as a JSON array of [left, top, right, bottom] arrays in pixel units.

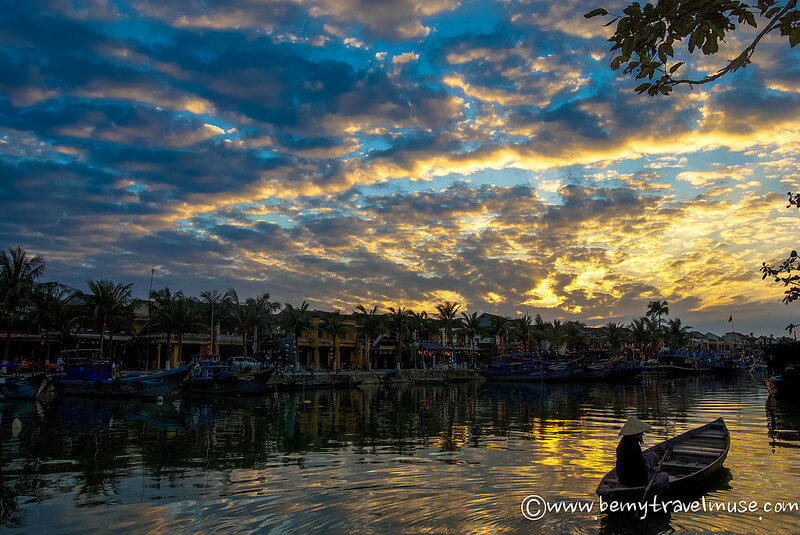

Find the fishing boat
[[185, 363, 275, 395], [764, 368, 800, 401], [571, 358, 617, 380], [52, 361, 191, 399], [480, 360, 577, 381], [657, 354, 711, 374], [0, 373, 48, 400], [596, 417, 730, 502], [710, 354, 754, 374]]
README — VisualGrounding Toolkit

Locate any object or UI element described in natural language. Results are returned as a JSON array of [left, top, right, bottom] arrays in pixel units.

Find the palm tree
[[247, 292, 281, 358], [387, 306, 412, 367], [490, 315, 513, 358], [645, 315, 663, 347], [666, 318, 693, 349], [604, 322, 626, 350], [320, 311, 347, 369], [434, 301, 461, 347], [225, 288, 251, 356], [200, 289, 227, 355], [564, 321, 586, 352], [532, 313, 549, 355], [354, 304, 382, 369], [0, 246, 46, 359], [80, 279, 133, 361], [549, 319, 566, 355], [147, 288, 202, 366], [29, 282, 71, 364], [283, 301, 311, 368], [409, 310, 429, 340], [646, 300, 670, 329], [461, 311, 482, 366], [515, 314, 534, 353], [629, 317, 650, 350]]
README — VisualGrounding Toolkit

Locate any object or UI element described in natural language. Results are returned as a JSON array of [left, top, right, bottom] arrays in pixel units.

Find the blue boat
[[0, 373, 48, 400], [52, 361, 191, 399]]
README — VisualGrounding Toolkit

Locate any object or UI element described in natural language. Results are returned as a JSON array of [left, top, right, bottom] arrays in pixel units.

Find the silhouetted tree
[[586, 0, 800, 95]]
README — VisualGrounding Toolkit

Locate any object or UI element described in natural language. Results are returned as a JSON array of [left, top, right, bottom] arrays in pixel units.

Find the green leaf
[[585, 8, 609, 18], [669, 61, 684, 73], [635, 82, 652, 93], [790, 27, 800, 47]]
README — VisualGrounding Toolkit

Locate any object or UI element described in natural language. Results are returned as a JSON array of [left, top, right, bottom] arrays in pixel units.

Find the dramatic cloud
[[1, 0, 798, 334]]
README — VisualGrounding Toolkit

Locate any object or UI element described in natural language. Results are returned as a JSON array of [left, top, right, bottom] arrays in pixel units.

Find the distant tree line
[[1, 246, 699, 367]]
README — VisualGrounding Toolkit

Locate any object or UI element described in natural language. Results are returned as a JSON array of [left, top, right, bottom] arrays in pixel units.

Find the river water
[[1, 373, 798, 534]]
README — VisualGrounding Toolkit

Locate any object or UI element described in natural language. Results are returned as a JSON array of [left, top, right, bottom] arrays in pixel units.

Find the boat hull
[[765, 376, 797, 401], [480, 363, 574, 381], [53, 365, 191, 399], [186, 368, 274, 395]]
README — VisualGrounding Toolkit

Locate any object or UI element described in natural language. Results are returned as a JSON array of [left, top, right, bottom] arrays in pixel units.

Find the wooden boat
[[765, 365, 800, 401], [657, 354, 711, 375], [52, 362, 191, 399], [571, 359, 617, 380], [596, 417, 730, 502], [185, 365, 275, 395], [0, 373, 48, 400], [480, 360, 576, 381]]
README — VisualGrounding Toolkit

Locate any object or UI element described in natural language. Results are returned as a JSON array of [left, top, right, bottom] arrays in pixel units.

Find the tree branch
[[671, 0, 798, 86]]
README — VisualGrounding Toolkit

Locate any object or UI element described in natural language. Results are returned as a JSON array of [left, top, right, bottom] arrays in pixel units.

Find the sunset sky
[[2, 0, 799, 334]]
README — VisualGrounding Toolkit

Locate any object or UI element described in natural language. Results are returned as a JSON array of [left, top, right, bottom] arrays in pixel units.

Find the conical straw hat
[[618, 417, 652, 436]]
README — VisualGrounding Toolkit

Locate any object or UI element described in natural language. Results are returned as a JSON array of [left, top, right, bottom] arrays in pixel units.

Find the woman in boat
[[616, 417, 652, 487], [616, 417, 670, 490]]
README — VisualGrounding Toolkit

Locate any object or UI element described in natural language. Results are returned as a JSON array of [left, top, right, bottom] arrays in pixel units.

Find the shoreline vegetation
[[0, 245, 784, 371]]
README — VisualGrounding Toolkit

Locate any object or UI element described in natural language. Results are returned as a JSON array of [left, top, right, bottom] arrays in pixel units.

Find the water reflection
[[0, 374, 798, 533]]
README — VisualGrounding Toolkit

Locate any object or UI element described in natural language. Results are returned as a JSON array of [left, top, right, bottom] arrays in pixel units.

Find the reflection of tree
[[765, 396, 800, 451]]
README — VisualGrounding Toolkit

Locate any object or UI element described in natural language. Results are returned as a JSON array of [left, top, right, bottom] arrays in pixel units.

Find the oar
[[642, 449, 670, 501]]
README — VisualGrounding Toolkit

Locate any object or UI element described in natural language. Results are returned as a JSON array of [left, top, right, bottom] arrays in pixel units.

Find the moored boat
[[52, 361, 191, 399], [596, 417, 730, 502], [0, 373, 48, 400], [657, 354, 711, 374], [480, 360, 576, 381], [185, 364, 275, 395], [571, 359, 617, 380]]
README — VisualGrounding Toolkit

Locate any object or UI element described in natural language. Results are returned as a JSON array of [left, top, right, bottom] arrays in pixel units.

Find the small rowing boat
[[596, 417, 730, 502]]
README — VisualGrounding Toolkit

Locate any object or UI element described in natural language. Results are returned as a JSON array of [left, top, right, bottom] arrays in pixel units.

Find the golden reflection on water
[[0, 374, 798, 534]]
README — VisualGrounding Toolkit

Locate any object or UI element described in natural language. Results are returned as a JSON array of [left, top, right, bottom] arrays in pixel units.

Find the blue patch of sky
[[101, 16, 176, 48], [428, 1, 504, 39]]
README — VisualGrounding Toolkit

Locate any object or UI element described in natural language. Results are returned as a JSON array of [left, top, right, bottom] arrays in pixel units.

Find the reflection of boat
[[0, 373, 48, 400], [766, 395, 800, 449], [596, 417, 730, 502], [186, 365, 275, 395], [52, 362, 191, 399]]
